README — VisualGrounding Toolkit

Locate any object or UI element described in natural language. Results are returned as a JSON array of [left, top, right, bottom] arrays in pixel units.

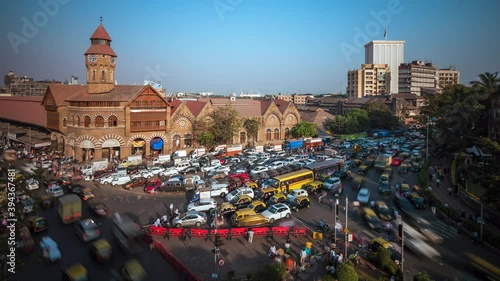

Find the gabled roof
[[298, 108, 334, 124], [185, 101, 208, 117], [65, 85, 145, 102], [90, 23, 112, 41], [273, 99, 291, 114], [44, 84, 88, 106], [170, 100, 183, 115]]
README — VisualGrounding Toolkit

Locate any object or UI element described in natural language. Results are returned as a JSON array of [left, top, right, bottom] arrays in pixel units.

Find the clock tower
[[84, 19, 117, 94]]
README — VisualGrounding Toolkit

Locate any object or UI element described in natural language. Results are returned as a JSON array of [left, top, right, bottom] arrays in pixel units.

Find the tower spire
[[100, 16, 102, 24]]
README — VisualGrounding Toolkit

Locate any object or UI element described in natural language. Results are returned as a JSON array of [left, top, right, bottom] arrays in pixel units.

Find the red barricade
[[211, 228, 229, 238], [190, 228, 209, 238], [292, 226, 308, 237], [168, 228, 186, 237], [272, 226, 290, 236], [150, 226, 167, 236], [231, 227, 248, 237], [251, 227, 269, 236]]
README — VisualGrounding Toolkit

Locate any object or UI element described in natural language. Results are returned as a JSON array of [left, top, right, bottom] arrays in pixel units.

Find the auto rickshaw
[[304, 181, 324, 194], [62, 264, 88, 281], [17, 226, 35, 253], [90, 238, 112, 264], [39, 195, 55, 209], [26, 216, 48, 233]]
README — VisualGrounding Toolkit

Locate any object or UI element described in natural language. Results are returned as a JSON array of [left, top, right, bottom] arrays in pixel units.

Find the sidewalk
[[429, 157, 500, 248]]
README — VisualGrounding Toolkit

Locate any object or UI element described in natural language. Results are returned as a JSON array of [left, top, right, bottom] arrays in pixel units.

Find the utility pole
[[334, 198, 337, 244], [400, 222, 404, 279], [344, 196, 348, 258], [480, 185, 484, 241], [426, 116, 430, 160], [28, 127, 32, 153]]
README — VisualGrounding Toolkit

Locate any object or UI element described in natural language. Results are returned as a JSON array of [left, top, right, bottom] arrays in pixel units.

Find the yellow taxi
[[62, 263, 88, 281], [231, 214, 268, 227], [265, 193, 287, 206], [90, 238, 112, 264], [352, 177, 364, 190], [245, 181, 259, 189], [122, 259, 147, 281], [304, 181, 324, 194], [384, 167, 393, 178]]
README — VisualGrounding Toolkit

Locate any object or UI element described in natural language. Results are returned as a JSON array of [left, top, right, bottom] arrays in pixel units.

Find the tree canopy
[[208, 105, 242, 145], [243, 118, 260, 144], [291, 121, 317, 138], [323, 108, 369, 134], [363, 102, 400, 130]]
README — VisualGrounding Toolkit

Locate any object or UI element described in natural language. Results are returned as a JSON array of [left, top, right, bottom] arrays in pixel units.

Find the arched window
[[285, 128, 291, 139], [91, 70, 96, 81], [62, 118, 67, 128], [173, 135, 181, 149], [76, 116, 80, 127], [84, 116, 91, 127], [184, 134, 192, 148], [240, 132, 246, 144], [274, 129, 280, 140], [266, 129, 272, 141], [95, 116, 104, 127], [108, 115, 117, 127], [101, 70, 106, 82]]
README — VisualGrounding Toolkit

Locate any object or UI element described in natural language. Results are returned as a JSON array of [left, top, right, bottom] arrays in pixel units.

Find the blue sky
[[1, 0, 499, 95]]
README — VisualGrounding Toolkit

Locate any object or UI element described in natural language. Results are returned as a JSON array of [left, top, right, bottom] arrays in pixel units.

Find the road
[[9, 160, 500, 280]]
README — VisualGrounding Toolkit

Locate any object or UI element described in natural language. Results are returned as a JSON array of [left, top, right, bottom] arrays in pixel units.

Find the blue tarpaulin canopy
[[150, 138, 163, 150]]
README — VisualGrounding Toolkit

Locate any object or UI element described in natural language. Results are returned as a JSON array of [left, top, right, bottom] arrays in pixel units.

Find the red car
[[144, 178, 162, 194], [229, 172, 250, 182], [391, 157, 402, 166]]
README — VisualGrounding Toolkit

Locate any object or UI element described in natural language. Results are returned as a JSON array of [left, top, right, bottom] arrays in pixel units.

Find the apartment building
[[398, 61, 438, 96], [346, 64, 390, 98]]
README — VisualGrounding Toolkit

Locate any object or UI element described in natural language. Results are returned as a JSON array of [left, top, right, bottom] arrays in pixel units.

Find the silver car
[[75, 219, 100, 242], [172, 211, 207, 228]]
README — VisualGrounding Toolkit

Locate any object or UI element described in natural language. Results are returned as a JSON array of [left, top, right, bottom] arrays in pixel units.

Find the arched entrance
[[172, 135, 181, 150], [102, 139, 121, 160], [80, 140, 95, 162], [240, 132, 246, 144], [150, 137, 164, 156], [131, 138, 146, 155]]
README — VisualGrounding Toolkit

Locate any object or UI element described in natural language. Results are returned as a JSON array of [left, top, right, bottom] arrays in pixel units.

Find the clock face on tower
[[87, 55, 97, 63]]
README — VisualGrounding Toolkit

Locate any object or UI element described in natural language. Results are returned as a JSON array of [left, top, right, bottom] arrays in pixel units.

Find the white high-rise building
[[365, 40, 405, 94]]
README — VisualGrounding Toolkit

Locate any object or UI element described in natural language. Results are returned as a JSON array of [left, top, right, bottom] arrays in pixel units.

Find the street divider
[[149, 225, 309, 239]]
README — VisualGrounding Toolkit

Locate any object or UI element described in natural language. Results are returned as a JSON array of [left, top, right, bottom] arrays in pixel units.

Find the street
[[9, 160, 500, 281]]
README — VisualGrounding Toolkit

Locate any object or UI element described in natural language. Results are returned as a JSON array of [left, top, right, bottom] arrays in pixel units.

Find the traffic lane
[[14, 195, 182, 281]]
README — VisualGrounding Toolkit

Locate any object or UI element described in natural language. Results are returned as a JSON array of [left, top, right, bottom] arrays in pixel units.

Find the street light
[[425, 116, 430, 160]]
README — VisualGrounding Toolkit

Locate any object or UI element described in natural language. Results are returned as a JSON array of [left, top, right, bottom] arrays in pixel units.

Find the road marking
[[427, 220, 458, 239]]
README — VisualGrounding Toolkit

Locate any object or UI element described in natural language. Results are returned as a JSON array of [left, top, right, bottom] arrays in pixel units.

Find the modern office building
[[346, 64, 390, 98], [365, 40, 405, 94], [436, 66, 460, 88], [398, 60, 438, 96]]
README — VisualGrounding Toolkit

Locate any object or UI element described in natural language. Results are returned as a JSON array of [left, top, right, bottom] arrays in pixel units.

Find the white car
[[211, 166, 231, 174], [159, 168, 178, 177], [226, 187, 254, 202], [46, 185, 64, 197], [99, 175, 115, 185], [250, 166, 268, 175], [267, 161, 284, 170], [324, 177, 341, 190], [261, 203, 291, 223], [26, 179, 39, 190], [187, 198, 218, 212], [357, 188, 370, 204], [302, 159, 316, 165], [41, 160, 52, 169], [286, 189, 308, 201], [149, 166, 165, 175], [283, 157, 296, 165], [131, 171, 153, 179], [209, 184, 229, 198]]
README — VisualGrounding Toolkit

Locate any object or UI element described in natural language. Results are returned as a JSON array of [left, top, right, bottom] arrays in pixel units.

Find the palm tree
[[470, 72, 500, 138]]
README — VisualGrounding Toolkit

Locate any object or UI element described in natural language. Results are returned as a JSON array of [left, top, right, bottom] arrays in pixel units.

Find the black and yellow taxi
[[122, 259, 147, 281], [245, 181, 259, 190], [352, 158, 362, 166], [356, 165, 369, 175], [304, 181, 324, 194], [79, 187, 95, 201], [62, 263, 88, 281], [361, 208, 382, 231], [352, 177, 364, 190], [229, 195, 253, 209], [379, 173, 390, 184], [407, 192, 426, 209], [369, 237, 401, 262], [89, 238, 112, 264], [286, 196, 310, 212], [232, 200, 267, 222], [215, 202, 237, 216], [265, 193, 287, 207], [317, 173, 330, 182], [231, 213, 268, 227], [400, 183, 411, 196], [374, 201, 392, 221], [26, 216, 48, 234], [254, 187, 276, 201], [384, 167, 393, 178]]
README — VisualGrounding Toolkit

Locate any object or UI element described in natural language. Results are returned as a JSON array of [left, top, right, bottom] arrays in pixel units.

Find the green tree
[[208, 105, 242, 144], [364, 102, 399, 130], [470, 72, 500, 137], [291, 121, 317, 138], [250, 262, 287, 281], [413, 271, 433, 281], [323, 108, 369, 135], [335, 262, 358, 281], [348, 108, 369, 132], [243, 118, 260, 144]]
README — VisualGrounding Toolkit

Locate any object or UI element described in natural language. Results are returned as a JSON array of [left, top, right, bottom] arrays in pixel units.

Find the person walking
[[436, 178, 440, 189], [329, 199, 334, 211], [300, 248, 307, 265], [285, 241, 291, 256], [447, 187, 453, 196], [472, 231, 478, 244], [247, 229, 254, 244]]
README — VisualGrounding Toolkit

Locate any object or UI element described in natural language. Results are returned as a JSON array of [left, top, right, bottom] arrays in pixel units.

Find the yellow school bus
[[268, 169, 314, 192]]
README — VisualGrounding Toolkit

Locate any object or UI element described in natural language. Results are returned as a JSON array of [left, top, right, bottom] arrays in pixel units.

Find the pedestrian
[[472, 231, 478, 244], [285, 241, 291, 256], [153, 218, 161, 227], [429, 173, 433, 182], [174, 208, 179, 217], [300, 248, 307, 265], [436, 178, 440, 189], [447, 187, 452, 196], [247, 229, 254, 244], [169, 203, 174, 216], [329, 199, 334, 211]]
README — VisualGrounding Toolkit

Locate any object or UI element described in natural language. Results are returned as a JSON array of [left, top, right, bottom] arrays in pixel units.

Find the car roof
[[273, 203, 287, 208], [199, 198, 216, 203]]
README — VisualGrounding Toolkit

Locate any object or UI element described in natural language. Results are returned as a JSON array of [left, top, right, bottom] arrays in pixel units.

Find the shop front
[[131, 138, 146, 155], [150, 137, 163, 156]]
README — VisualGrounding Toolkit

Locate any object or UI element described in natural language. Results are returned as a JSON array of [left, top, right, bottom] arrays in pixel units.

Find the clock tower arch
[[84, 18, 117, 94]]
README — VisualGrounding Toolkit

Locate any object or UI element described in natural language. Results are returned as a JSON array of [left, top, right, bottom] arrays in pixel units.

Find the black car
[[182, 166, 199, 174], [392, 193, 414, 216], [68, 184, 84, 195], [285, 196, 310, 212]]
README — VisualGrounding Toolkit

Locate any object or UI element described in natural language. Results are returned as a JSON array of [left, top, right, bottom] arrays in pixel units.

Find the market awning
[[150, 138, 163, 150], [132, 140, 146, 148]]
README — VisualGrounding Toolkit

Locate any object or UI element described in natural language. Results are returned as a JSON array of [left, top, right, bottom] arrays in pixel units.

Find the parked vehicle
[[261, 203, 291, 223], [172, 211, 207, 228], [58, 194, 82, 224], [75, 219, 100, 242]]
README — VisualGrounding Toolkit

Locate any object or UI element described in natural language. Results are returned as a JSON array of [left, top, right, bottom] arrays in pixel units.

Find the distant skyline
[[1, 0, 499, 95]]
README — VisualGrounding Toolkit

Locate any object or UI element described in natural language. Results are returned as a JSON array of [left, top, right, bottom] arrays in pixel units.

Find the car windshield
[[360, 190, 368, 196], [325, 179, 335, 184], [268, 206, 278, 214], [229, 189, 239, 196], [268, 179, 279, 188]]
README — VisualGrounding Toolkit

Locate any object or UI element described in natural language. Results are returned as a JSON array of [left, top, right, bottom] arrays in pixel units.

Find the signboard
[[34, 141, 52, 148], [256, 145, 264, 152], [7, 133, 16, 140], [274, 144, 282, 151], [218, 259, 225, 267], [144, 80, 163, 89]]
